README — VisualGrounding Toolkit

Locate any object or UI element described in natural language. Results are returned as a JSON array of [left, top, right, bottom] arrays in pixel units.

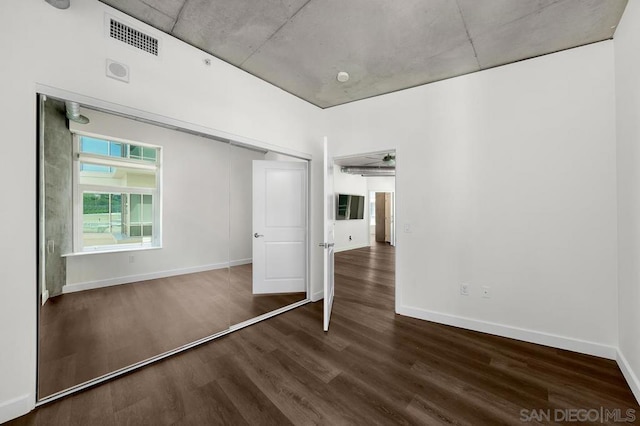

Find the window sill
[[61, 246, 162, 258]]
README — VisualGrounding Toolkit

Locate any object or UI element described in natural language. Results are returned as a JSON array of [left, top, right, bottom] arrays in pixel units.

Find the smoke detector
[[336, 71, 350, 83]]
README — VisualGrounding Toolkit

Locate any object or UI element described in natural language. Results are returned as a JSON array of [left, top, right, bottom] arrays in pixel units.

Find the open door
[[252, 160, 307, 294], [321, 137, 335, 331]]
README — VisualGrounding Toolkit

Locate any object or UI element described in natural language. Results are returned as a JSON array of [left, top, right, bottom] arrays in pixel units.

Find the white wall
[[614, 0, 640, 402], [333, 170, 369, 251], [0, 0, 323, 422], [367, 176, 395, 194], [231, 145, 266, 263], [326, 41, 619, 358], [63, 109, 262, 290]]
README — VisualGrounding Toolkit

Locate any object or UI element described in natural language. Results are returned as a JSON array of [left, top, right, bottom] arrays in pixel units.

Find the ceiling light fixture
[[336, 71, 350, 83]]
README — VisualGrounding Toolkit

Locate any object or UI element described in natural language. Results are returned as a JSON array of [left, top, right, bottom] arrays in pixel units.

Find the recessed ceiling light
[[336, 71, 350, 83]]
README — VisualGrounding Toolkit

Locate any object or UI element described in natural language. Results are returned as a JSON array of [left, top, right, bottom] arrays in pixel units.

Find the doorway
[[369, 191, 395, 247], [328, 149, 397, 321]]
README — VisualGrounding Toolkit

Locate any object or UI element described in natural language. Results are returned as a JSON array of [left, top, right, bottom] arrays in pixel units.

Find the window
[[74, 135, 161, 252]]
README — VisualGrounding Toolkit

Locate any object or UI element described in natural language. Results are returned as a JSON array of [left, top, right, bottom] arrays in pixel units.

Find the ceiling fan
[[364, 152, 395, 166]]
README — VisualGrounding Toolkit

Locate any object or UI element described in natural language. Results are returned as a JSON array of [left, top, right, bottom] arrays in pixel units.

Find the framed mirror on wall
[[36, 92, 310, 403]]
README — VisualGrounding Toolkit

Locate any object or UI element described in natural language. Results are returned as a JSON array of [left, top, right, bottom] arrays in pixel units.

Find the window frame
[[72, 132, 162, 253]]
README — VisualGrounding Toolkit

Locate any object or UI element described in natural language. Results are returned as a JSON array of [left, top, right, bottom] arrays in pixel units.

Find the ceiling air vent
[[109, 18, 158, 56]]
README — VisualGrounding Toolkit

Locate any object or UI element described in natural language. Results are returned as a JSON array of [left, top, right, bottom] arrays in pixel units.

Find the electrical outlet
[[482, 286, 491, 298], [129, 255, 135, 264], [404, 223, 411, 233], [460, 283, 469, 296], [349, 235, 352, 241]]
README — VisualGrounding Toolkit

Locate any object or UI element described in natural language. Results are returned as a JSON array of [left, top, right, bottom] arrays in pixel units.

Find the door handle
[[318, 242, 335, 248], [254, 233, 264, 238]]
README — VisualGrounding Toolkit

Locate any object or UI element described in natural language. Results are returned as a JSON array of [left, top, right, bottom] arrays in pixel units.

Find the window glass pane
[[129, 145, 142, 159], [81, 137, 109, 156], [129, 145, 158, 163], [130, 194, 141, 223], [111, 143, 123, 158], [142, 147, 157, 161], [80, 137, 159, 163], [82, 192, 123, 247], [111, 194, 122, 214], [79, 163, 156, 188], [77, 136, 159, 251], [82, 191, 155, 248], [110, 194, 122, 234], [130, 225, 141, 237], [81, 163, 112, 173], [142, 194, 153, 222], [80, 137, 124, 159]]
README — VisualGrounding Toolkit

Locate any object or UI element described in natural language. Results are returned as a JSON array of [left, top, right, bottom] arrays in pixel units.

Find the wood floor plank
[[278, 329, 344, 384], [10, 243, 639, 425], [216, 371, 294, 426], [175, 381, 248, 426], [232, 348, 335, 425]]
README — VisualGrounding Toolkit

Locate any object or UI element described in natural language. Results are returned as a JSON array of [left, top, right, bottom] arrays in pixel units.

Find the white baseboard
[[334, 243, 370, 253], [311, 290, 324, 302], [398, 305, 617, 360], [63, 259, 252, 294], [617, 349, 640, 405], [229, 258, 252, 267], [41, 289, 49, 306], [0, 394, 32, 424]]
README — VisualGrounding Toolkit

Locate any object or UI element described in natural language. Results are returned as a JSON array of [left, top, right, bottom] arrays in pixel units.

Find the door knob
[[254, 233, 264, 238]]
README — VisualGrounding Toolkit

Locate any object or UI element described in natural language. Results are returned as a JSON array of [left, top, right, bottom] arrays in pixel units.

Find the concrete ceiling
[[99, 0, 628, 108]]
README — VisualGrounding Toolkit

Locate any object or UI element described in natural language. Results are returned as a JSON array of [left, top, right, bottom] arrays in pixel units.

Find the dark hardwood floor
[[38, 264, 305, 398], [13, 243, 639, 425]]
